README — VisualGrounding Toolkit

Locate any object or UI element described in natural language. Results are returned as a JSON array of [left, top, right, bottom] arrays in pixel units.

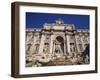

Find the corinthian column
[[49, 34, 54, 54], [38, 33, 45, 54], [65, 34, 70, 56], [64, 40, 67, 56]]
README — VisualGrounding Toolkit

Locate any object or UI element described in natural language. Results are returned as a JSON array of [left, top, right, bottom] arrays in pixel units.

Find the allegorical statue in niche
[[43, 43, 49, 54]]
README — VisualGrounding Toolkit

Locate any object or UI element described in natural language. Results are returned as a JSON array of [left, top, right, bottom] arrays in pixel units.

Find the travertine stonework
[[26, 19, 89, 67]]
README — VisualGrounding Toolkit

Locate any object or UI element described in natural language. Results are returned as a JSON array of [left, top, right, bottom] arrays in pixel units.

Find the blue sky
[[26, 12, 89, 29]]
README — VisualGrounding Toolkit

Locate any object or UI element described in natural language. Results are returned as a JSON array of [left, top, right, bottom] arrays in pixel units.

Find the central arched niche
[[55, 36, 64, 54]]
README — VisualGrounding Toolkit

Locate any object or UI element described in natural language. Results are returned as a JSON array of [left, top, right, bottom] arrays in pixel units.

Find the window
[[83, 36, 88, 43], [77, 37, 81, 43], [34, 44, 39, 53], [70, 36, 74, 43], [27, 44, 32, 51], [70, 43, 75, 52], [78, 44, 83, 51]]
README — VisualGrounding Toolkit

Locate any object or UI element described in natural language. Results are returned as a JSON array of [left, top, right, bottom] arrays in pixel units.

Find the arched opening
[[56, 36, 64, 42], [54, 36, 64, 54]]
